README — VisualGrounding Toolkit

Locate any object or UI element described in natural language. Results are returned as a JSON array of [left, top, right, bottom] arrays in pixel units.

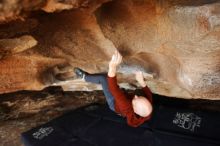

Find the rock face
[[0, 0, 105, 23], [0, 0, 220, 99], [0, 35, 37, 59]]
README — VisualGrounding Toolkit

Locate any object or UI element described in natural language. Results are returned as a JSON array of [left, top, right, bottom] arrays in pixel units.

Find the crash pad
[[21, 94, 220, 146]]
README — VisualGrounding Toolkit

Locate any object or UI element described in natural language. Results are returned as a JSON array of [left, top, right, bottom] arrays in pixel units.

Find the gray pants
[[85, 73, 115, 111]]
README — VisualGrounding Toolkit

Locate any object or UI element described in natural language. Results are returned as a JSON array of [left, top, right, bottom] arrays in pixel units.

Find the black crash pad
[[21, 98, 220, 146]]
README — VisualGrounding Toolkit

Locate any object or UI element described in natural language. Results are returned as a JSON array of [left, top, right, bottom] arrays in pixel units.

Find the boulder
[[0, 0, 220, 99]]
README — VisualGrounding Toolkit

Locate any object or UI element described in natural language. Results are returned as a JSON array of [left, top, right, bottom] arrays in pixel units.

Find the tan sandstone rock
[[0, 0, 219, 100], [0, 35, 37, 58]]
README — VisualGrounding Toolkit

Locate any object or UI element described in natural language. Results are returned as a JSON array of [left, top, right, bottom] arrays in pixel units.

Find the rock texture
[[0, 0, 110, 23], [0, 35, 37, 59], [0, 0, 220, 99]]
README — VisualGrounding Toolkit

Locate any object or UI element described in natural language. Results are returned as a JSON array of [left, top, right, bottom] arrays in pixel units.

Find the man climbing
[[74, 50, 153, 127]]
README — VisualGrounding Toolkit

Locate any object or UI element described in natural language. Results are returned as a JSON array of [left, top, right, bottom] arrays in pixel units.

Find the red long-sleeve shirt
[[107, 76, 153, 127]]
